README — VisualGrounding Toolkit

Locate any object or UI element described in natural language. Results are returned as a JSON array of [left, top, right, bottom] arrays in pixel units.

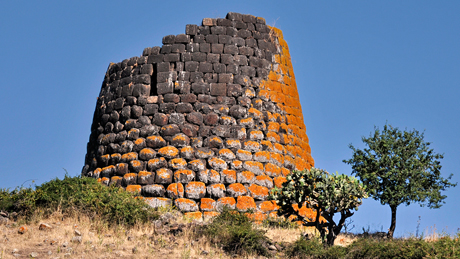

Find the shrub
[[199, 208, 271, 257], [0, 175, 159, 226]]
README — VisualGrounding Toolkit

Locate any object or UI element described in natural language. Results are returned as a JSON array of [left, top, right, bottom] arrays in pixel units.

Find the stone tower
[[82, 12, 314, 220]]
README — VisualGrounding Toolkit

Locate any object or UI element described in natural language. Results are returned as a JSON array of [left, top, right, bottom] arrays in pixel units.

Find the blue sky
[[1, 1, 459, 237]]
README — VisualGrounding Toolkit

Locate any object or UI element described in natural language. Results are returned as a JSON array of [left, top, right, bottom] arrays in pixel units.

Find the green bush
[[0, 175, 159, 226], [286, 237, 347, 259], [199, 208, 271, 257]]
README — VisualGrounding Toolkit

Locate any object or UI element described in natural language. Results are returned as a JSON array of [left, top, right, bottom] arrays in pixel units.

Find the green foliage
[[0, 175, 159, 226], [343, 123, 456, 237], [199, 208, 271, 257], [286, 235, 460, 259], [262, 216, 297, 229], [270, 168, 367, 246]]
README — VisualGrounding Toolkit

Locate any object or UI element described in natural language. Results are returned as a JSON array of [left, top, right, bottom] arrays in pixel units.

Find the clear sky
[[1, 1, 459, 237]]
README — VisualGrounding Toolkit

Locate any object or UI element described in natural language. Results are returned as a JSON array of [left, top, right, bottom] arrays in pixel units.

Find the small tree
[[270, 168, 367, 246], [343, 124, 457, 238]]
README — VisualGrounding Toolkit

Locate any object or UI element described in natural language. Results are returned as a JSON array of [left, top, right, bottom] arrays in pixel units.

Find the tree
[[343, 124, 457, 238], [270, 168, 367, 246]]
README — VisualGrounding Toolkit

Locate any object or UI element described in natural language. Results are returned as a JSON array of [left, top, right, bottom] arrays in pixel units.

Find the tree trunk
[[387, 205, 397, 238]]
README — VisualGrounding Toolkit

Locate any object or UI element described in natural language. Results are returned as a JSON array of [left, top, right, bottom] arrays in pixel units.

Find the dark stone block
[[247, 23, 255, 31], [175, 34, 190, 43], [191, 82, 210, 94], [144, 104, 159, 116], [164, 53, 180, 62], [171, 133, 190, 147], [223, 45, 238, 55], [211, 44, 224, 54], [169, 113, 185, 124], [131, 105, 143, 118], [218, 74, 233, 84], [171, 44, 186, 53], [140, 125, 159, 137], [254, 48, 265, 58], [176, 81, 191, 94], [133, 84, 151, 97], [159, 103, 176, 114], [210, 83, 227, 96], [161, 124, 181, 136], [157, 72, 177, 83], [193, 35, 206, 43], [232, 37, 245, 47], [234, 75, 251, 87], [239, 47, 254, 56], [147, 54, 163, 64], [218, 35, 232, 45], [153, 113, 169, 126], [238, 96, 251, 108], [226, 27, 237, 36], [176, 102, 194, 113], [126, 96, 137, 105], [211, 26, 225, 35], [163, 35, 176, 44], [226, 12, 243, 21], [164, 93, 180, 103], [134, 74, 151, 84], [141, 64, 154, 75], [114, 121, 124, 133], [186, 24, 198, 35], [121, 84, 133, 97], [242, 14, 257, 23], [221, 54, 234, 64], [207, 53, 220, 63], [207, 135, 224, 148], [195, 101, 213, 113], [199, 43, 210, 53], [213, 63, 226, 73], [212, 125, 232, 138], [174, 62, 184, 71], [240, 66, 256, 77], [160, 44, 172, 54], [180, 93, 197, 103], [178, 71, 191, 82], [181, 52, 192, 62], [217, 18, 233, 27], [221, 96, 237, 106], [180, 123, 198, 137], [204, 112, 219, 126], [226, 64, 239, 74], [229, 105, 247, 119], [121, 106, 131, 120], [234, 21, 247, 29], [227, 84, 243, 97], [138, 115, 151, 126], [234, 55, 248, 66], [185, 61, 199, 72], [190, 72, 204, 83], [109, 111, 120, 122], [157, 82, 174, 95], [205, 35, 219, 44], [198, 126, 211, 137], [186, 43, 200, 52], [256, 24, 270, 33], [191, 52, 207, 62], [199, 62, 213, 73], [106, 101, 115, 114], [187, 112, 203, 125], [237, 29, 252, 39], [204, 73, 218, 83], [256, 68, 269, 78]]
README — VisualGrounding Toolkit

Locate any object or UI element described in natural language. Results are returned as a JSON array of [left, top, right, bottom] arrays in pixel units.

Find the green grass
[[0, 175, 159, 226]]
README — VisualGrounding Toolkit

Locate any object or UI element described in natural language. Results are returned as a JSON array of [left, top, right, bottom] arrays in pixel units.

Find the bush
[[0, 175, 159, 226], [199, 208, 271, 257]]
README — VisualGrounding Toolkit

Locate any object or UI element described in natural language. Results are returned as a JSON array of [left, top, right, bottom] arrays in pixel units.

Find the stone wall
[[82, 12, 315, 220]]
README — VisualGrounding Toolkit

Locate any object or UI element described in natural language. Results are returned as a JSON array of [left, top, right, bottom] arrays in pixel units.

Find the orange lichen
[[218, 148, 236, 160], [244, 140, 260, 151], [236, 196, 256, 211], [270, 152, 284, 165], [140, 148, 155, 156], [134, 138, 144, 145], [174, 169, 195, 182], [243, 161, 264, 175], [248, 108, 263, 119], [254, 151, 270, 162], [260, 140, 274, 151], [231, 160, 243, 170], [266, 132, 280, 143], [226, 139, 241, 148], [200, 198, 216, 211], [259, 201, 277, 213], [265, 163, 281, 177], [227, 183, 247, 196], [126, 185, 141, 194], [121, 152, 138, 162], [236, 149, 252, 161], [255, 175, 273, 185], [240, 170, 255, 182], [248, 184, 269, 199], [158, 146, 179, 158], [217, 197, 236, 206], [273, 143, 285, 154], [169, 158, 187, 169], [203, 211, 220, 221], [246, 212, 267, 222], [167, 183, 184, 198], [249, 130, 264, 140], [180, 146, 194, 154], [239, 117, 254, 127], [274, 176, 287, 188], [221, 169, 237, 182], [267, 122, 280, 132], [130, 160, 141, 168], [184, 212, 202, 221]]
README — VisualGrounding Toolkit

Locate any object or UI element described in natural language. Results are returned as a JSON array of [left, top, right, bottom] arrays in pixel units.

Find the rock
[[74, 229, 82, 236], [30, 252, 39, 258], [18, 225, 27, 234], [39, 223, 52, 230], [0, 216, 9, 225], [268, 244, 277, 251]]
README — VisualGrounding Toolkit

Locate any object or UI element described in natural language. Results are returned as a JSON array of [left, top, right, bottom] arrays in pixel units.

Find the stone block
[[185, 182, 206, 199], [175, 198, 199, 212]]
